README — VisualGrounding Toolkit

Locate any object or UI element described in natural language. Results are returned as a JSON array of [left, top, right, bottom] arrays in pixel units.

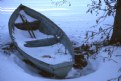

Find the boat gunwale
[[8, 4, 75, 78]]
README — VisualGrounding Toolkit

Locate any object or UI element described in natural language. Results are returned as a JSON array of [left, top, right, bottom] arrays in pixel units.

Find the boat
[[8, 4, 75, 78]]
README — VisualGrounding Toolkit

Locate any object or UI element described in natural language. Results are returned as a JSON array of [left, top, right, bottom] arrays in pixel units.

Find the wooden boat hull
[[9, 4, 75, 78]]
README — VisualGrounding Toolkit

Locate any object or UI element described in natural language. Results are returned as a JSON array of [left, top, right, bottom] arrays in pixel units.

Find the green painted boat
[[9, 4, 75, 78]]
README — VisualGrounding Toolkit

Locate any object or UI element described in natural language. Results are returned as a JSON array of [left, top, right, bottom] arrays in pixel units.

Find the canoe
[[9, 4, 75, 78]]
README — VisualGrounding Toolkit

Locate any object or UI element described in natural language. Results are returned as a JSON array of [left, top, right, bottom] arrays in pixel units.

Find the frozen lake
[[0, 0, 97, 42], [0, 1, 120, 81]]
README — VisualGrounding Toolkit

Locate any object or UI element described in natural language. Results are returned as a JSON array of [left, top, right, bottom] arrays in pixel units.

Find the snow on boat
[[8, 4, 75, 78]]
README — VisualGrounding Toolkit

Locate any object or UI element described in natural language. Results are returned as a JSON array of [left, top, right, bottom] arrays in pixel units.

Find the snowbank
[[0, 0, 120, 81]]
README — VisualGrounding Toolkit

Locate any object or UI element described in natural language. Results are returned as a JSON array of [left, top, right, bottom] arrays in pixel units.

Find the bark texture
[[110, 0, 121, 44]]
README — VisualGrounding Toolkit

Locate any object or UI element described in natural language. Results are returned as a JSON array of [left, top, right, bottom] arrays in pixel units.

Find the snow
[[13, 11, 72, 64], [0, 0, 121, 81], [14, 28, 72, 65], [15, 10, 37, 23]]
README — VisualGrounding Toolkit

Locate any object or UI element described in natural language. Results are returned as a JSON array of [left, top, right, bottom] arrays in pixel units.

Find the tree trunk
[[110, 0, 121, 44]]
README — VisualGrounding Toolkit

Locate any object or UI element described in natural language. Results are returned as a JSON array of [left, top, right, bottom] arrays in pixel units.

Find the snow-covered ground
[[0, 0, 121, 81]]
